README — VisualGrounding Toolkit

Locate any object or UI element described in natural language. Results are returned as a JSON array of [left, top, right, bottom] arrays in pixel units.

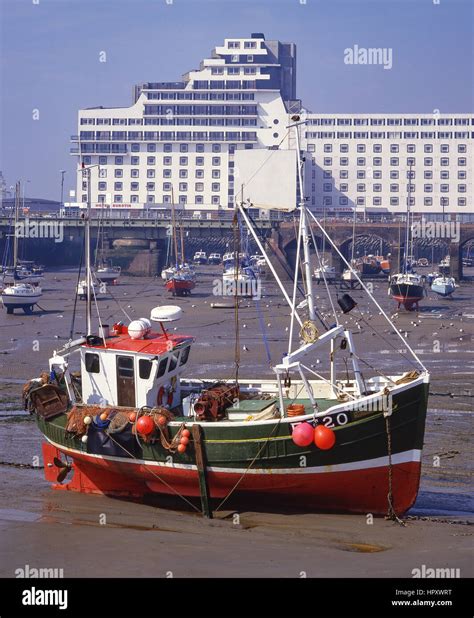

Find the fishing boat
[[389, 165, 425, 310], [95, 264, 121, 284], [314, 261, 336, 282], [193, 250, 208, 265], [163, 192, 196, 296], [438, 256, 450, 275], [24, 118, 430, 518], [1, 182, 43, 314], [431, 275, 457, 298], [208, 253, 222, 265], [355, 255, 381, 276], [165, 271, 196, 297]]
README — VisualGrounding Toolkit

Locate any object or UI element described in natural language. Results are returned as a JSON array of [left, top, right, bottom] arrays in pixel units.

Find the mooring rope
[[384, 414, 406, 527]]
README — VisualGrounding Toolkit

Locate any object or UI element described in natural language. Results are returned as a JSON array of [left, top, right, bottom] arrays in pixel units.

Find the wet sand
[[0, 267, 472, 577]]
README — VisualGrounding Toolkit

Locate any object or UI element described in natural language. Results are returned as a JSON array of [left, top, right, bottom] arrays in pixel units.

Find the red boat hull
[[165, 278, 195, 296], [43, 442, 422, 515]]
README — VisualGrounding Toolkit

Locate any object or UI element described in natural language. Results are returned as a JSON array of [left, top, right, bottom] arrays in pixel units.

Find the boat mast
[[404, 162, 413, 274], [13, 181, 20, 269], [84, 165, 93, 336], [350, 203, 357, 264], [292, 116, 316, 322], [170, 186, 179, 267]]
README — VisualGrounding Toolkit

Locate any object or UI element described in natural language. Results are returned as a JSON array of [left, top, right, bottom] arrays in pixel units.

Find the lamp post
[[60, 170, 66, 209]]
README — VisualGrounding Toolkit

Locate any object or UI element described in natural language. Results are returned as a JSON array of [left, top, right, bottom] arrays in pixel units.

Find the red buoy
[[129, 412, 137, 423], [181, 429, 191, 439], [291, 422, 314, 447], [136, 415, 154, 436], [177, 443, 187, 454], [180, 435, 189, 446], [314, 425, 336, 450], [157, 415, 168, 427]]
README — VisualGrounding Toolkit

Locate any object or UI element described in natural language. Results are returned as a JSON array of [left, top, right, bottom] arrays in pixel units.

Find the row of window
[[319, 143, 467, 154], [227, 40, 260, 49], [309, 118, 472, 126], [145, 92, 256, 101], [85, 346, 190, 377], [89, 195, 223, 206], [80, 120, 258, 136], [322, 197, 467, 207], [321, 170, 467, 180], [210, 67, 258, 75], [144, 105, 258, 116], [306, 132, 471, 140], [323, 183, 467, 193], [96, 182, 222, 192], [321, 157, 467, 167]]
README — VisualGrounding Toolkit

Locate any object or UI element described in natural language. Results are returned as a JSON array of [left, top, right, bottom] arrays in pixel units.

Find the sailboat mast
[[171, 186, 179, 267], [404, 163, 413, 273], [350, 205, 357, 263], [13, 181, 20, 269], [293, 117, 316, 322], [85, 167, 92, 337]]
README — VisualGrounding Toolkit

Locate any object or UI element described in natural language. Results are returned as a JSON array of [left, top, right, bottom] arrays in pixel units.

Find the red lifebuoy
[[157, 386, 173, 407]]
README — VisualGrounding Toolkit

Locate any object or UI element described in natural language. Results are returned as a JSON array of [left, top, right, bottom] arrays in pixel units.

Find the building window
[[440, 171, 449, 180], [195, 195, 204, 204], [211, 196, 220, 205], [390, 170, 399, 179], [440, 184, 449, 192], [458, 184, 466, 193], [323, 183, 333, 192], [339, 183, 348, 191], [179, 183, 187, 191], [424, 171, 433, 179], [357, 183, 366, 192], [179, 170, 188, 179], [357, 145, 366, 153], [323, 171, 332, 179], [339, 197, 348, 205], [458, 157, 467, 166], [324, 144, 333, 153], [373, 157, 382, 166], [458, 171, 467, 180], [357, 170, 365, 179], [340, 157, 349, 166], [147, 144, 156, 152], [179, 196, 187, 204], [114, 182, 123, 191], [147, 156, 155, 165], [179, 157, 188, 166], [114, 156, 123, 165], [440, 158, 449, 166], [424, 157, 433, 166], [195, 183, 204, 192], [98, 169, 107, 178], [390, 184, 399, 192], [163, 183, 172, 191], [439, 197, 449, 206], [458, 198, 466, 206], [131, 182, 139, 191], [98, 182, 107, 191], [163, 144, 172, 153], [146, 182, 155, 190], [163, 169, 171, 178], [195, 169, 204, 179], [407, 157, 416, 166], [407, 170, 415, 179], [407, 144, 416, 153], [212, 157, 221, 166], [458, 144, 467, 153], [196, 143, 205, 153], [114, 195, 122, 203], [114, 169, 123, 178], [424, 197, 433, 206], [212, 144, 221, 153], [424, 184, 433, 192], [340, 144, 349, 153], [131, 144, 140, 152], [357, 197, 365, 206], [440, 144, 449, 153], [212, 170, 220, 178], [340, 170, 348, 179], [323, 196, 333, 205], [373, 184, 382, 192], [147, 170, 155, 178], [356, 158, 365, 166], [373, 144, 382, 153], [373, 170, 382, 179], [98, 156, 107, 165], [424, 145, 433, 153], [373, 197, 382, 206], [390, 157, 399, 166]]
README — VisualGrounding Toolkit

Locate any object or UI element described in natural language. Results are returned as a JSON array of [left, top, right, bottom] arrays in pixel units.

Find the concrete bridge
[[0, 215, 472, 278]]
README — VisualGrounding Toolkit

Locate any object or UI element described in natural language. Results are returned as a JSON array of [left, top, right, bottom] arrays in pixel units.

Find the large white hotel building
[[70, 34, 473, 221]]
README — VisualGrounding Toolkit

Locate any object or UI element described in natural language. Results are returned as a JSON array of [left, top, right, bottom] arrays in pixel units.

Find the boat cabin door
[[116, 355, 136, 407]]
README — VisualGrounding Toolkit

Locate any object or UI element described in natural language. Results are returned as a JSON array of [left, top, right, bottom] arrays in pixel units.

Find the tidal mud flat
[[0, 267, 472, 577]]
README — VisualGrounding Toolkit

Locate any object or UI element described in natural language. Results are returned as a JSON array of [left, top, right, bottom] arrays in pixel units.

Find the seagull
[[243, 345, 249, 352]]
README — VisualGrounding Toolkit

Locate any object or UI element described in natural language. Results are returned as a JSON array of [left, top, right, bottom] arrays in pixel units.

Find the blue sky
[[1, 0, 472, 200]]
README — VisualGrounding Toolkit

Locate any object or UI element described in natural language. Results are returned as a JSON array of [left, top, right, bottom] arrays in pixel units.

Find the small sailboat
[[94, 212, 121, 284], [164, 192, 196, 296], [431, 275, 457, 298], [1, 182, 42, 314], [390, 165, 425, 310], [314, 261, 336, 282]]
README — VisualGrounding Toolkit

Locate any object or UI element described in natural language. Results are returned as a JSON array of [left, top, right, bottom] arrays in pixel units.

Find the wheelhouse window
[[85, 353, 100, 374], [117, 356, 134, 378], [157, 357, 168, 378], [168, 352, 179, 372], [179, 346, 190, 366], [139, 359, 153, 380]]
